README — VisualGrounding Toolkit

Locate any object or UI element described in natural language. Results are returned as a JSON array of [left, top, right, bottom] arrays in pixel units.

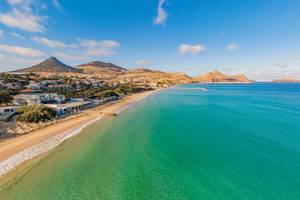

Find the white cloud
[[11, 32, 25, 39], [179, 44, 206, 55], [0, 1, 46, 32], [6, 0, 45, 12], [52, 0, 64, 13], [78, 39, 120, 57], [154, 0, 168, 25], [135, 60, 154, 67], [7, 0, 23, 4], [0, 43, 46, 57], [226, 43, 240, 50], [7, 0, 26, 7], [53, 0, 61, 9], [53, 52, 87, 61], [0, 29, 4, 37], [0, 8, 45, 32], [32, 36, 77, 48], [78, 39, 120, 49], [84, 48, 115, 57]]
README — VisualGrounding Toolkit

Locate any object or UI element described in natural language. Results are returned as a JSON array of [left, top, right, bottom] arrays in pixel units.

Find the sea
[[0, 83, 300, 200]]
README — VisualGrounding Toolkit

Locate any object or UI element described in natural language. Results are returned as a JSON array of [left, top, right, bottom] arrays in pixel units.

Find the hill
[[75, 61, 127, 79], [16, 57, 82, 73], [76, 61, 127, 72]]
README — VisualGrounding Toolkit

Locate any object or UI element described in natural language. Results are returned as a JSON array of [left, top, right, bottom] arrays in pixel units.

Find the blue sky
[[0, 0, 300, 80]]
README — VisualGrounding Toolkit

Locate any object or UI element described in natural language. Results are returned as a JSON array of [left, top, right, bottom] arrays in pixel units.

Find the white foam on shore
[[0, 116, 103, 177], [0, 91, 156, 177]]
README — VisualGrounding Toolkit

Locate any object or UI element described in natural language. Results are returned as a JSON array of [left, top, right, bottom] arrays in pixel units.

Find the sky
[[0, 0, 300, 81]]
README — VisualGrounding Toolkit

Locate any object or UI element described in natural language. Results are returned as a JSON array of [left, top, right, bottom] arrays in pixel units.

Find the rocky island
[[272, 79, 300, 83]]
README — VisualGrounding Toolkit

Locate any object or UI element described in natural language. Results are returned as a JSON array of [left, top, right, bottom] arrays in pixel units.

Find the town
[[0, 71, 155, 138], [0, 55, 199, 139]]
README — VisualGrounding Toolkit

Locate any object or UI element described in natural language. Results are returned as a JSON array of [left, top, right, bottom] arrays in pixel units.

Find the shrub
[[17, 105, 56, 123], [114, 86, 133, 95], [93, 90, 119, 99], [0, 90, 13, 106], [114, 86, 147, 95]]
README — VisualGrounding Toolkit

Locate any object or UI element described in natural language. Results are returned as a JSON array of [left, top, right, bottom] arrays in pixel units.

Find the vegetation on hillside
[[114, 85, 147, 95], [54, 85, 149, 100], [93, 90, 119, 99], [0, 73, 37, 83]]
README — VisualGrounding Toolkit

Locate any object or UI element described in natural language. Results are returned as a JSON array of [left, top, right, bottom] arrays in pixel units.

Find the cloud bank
[[0, 0, 46, 32], [32, 36, 78, 49], [0, 43, 46, 57], [78, 39, 120, 57]]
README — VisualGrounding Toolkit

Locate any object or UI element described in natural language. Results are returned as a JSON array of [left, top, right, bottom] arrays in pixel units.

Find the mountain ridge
[[12, 57, 254, 83]]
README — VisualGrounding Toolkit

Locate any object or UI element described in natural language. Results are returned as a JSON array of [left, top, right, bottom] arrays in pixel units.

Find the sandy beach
[[0, 90, 155, 177]]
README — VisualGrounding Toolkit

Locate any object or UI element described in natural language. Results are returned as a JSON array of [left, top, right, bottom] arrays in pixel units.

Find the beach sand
[[0, 90, 155, 177]]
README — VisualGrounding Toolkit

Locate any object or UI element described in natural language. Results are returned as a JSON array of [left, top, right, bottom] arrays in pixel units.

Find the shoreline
[[0, 90, 156, 177]]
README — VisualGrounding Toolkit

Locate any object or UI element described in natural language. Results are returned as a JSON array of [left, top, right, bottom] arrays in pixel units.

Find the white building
[[28, 81, 42, 90], [14, 93, 66, 105], [45, 99, 92, 116], [5, 82, 22, 90], [40, 80, 64, 85]]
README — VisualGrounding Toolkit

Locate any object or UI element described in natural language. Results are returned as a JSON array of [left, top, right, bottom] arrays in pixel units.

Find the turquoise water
[[1, 83, 300, 199]]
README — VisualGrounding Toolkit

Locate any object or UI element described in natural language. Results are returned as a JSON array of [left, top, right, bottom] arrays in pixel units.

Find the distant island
[[272, 78, 300, 83], [195, 70, 254, 83]]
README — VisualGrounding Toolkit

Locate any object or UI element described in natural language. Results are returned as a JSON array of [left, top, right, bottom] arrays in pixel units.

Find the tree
[[17, 105, 56, 123], [0, 90, 13, 106]]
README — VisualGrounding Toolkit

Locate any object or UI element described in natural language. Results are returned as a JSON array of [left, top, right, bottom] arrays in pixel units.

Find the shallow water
[[1, 83, 300, 200]]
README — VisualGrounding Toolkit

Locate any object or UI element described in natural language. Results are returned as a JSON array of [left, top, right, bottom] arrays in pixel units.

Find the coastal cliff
[[195, 70, 253, 83]]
